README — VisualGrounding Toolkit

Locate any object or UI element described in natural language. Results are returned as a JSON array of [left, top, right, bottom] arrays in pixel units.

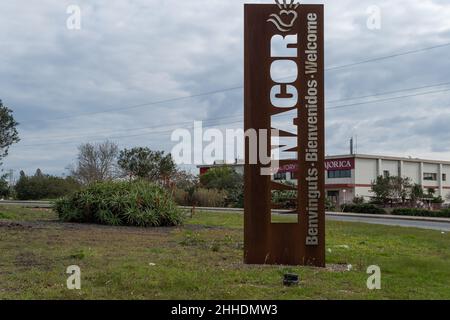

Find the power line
[[31, 86, 243, 123], [22, 114, 243, 142], [16, 86, 450, 149], [327, 87, 450, 110], [20, 80, 450, 143], [326, 81, 450, 103], [325, 42, 450, 71], [17, 117, 244, 148], [18, 41, 450, 125]]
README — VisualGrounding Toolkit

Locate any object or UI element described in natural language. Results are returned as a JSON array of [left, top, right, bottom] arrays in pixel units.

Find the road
[[327, 214, 450, 232]]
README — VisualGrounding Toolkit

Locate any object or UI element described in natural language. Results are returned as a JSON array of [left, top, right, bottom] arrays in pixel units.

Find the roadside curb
[[0, 200, 52, 208]]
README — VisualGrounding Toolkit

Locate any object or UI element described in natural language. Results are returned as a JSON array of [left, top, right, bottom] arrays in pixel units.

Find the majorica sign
[[244, 1, 325, 266]]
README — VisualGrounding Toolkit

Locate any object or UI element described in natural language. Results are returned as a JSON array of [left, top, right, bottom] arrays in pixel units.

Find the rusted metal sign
[[244, 1, 325, 267]]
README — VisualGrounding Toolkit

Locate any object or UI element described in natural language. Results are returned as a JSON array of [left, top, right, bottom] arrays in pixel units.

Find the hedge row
[[341, 204, 387, 215], [391, 208, 450, 218], [342, 204, 450, 218]]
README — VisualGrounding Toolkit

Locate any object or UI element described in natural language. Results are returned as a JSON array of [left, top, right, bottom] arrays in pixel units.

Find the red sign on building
[[276, 158, 354, 173], [324, 158, 355, 171]]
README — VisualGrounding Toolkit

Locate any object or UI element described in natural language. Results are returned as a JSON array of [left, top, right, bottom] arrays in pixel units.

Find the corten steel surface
[[244, 4, 325, 267]]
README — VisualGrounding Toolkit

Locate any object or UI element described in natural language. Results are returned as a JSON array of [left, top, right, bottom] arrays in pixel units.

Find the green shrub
[[272, 189, 297, 209], [368, 198, 384, 206], [226, 184, 244, 208], [192, 188, 227, 207], [391, 208, 450, 218], [325, 198, 336, 211], [391, 208, 431, 216], [440, 209, 450, 217], [431, 196, 445, 204], [352, 196, 365, 204], [342, 203, 386, 214], [53, 180, 184, 227]]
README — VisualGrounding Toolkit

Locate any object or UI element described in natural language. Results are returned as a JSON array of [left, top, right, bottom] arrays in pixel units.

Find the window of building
[[423, 173, 437, 181], [327, 191, 339, 204], [327, 170, 351, 179], [274, 172, 287, 180], [442, 174, 447, 182], [383, 170, 390, 178], [327, 191, 339, 197]]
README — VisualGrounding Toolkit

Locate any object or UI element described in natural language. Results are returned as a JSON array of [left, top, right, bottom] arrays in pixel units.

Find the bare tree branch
[[70, 141, 119, 185]]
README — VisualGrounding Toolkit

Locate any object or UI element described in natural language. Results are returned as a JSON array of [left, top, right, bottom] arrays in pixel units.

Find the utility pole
[[8, 169, 14, 186]]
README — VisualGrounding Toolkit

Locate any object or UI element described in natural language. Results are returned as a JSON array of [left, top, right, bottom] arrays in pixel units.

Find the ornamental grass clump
[[54, 180, 184, 227]]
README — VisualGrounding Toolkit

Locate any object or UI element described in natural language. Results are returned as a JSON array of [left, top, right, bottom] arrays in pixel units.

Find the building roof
[[197, 159, 245, 168], [197, 154, 450, 168]]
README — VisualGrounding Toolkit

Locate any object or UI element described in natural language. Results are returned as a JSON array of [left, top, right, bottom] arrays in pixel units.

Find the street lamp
[[342, 189, 347, 205]]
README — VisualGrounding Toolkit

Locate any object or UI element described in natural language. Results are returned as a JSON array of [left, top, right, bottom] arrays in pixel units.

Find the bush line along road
[[2, 200, 450, 231]]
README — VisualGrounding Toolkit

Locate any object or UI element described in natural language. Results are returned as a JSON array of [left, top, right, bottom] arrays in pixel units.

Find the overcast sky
[[1, 0, 450, 178]]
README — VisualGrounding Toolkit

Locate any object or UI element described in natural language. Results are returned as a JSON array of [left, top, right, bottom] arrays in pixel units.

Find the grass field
[[0, 205, 449, 300]]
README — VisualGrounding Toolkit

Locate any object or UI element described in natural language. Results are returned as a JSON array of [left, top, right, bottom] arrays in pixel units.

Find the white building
[[323, 154, 450, 205], [198, 154, 450, 205]]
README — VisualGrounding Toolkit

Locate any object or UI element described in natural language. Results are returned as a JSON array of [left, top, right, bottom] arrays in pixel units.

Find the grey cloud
[[1, 0, 450, 176]]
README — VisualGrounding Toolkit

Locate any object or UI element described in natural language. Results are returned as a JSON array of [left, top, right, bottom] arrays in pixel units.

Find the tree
[[171, 170, 198, 191], [427, 188, 436, 198], [370, 175, 391, 205], [371, 175, 413, 205], [0, 174, 10, 198], [410, 183, 424, 206], [169, 170, 199, 207], [14, 170, 81, 200], [200, 166, 243, 207], [372, 176, 425, 206], [35, 168, 43, 177], [118, 147, 176, 184], [70, 141, 119, 185], [0, 100, 20, 165], [389, 176, 411, 204], [200, 166, 242, 191]]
